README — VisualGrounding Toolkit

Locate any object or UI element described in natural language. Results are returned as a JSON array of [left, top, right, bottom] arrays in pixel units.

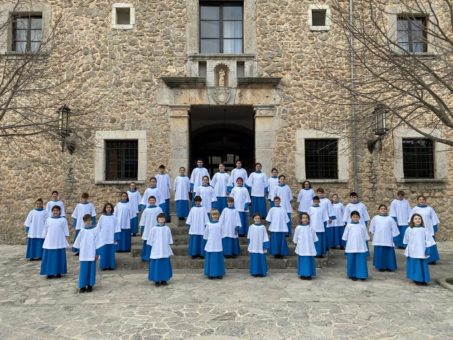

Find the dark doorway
[[190, 105, 254, 176]]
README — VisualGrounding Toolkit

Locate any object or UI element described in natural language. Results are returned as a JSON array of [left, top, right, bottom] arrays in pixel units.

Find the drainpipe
[[349, 0, 359, 192]]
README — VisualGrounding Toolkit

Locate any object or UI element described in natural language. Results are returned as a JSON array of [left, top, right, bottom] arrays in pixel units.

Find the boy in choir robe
[[156, 164, 171, 222], [195, 175, 217, 216], [96, 203, 120, 270], [409, 195, 440, 265], [274, 174, 292, 235], [293, 213, 318, 280], [40, 205, 69, 279], [73, 214, 100, 293], [71, 192, 97, 255], [328, 194, 346, 249], [127, 182, 142, 236], [369, 204, 399, 272], [248, 214, 270, 277], [24, 198, 48, 260], [267, 168, 279, 208], [190, 159, 210, 202], [266, 196, 290, 258], [148, 213, 174, 286], [140, 196, 163, 262], [403, 214, 436, 286], [308, 196, 329, 258], [203, 209, 225, 279], [343, 192, 370, 226], [174, 167, 190, 220], [246, 162, 268, 218], [229, 177, 251, 236], [46, 190, 66, 217], [297, 181, 314, 214], [342, 211, 370, 281], [317, 188, 336, 250], [228, 160, 248, 193], [114, 192, 134, 252], [389, 190, 412, 249], [186, 196, 209, 258], [219, 197, 241, 258], [140, 177, 162, 216], [211, 163, 230, 213]]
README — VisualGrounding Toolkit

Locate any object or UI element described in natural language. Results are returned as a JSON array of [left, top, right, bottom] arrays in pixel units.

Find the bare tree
[[306, 0, 453, 146]]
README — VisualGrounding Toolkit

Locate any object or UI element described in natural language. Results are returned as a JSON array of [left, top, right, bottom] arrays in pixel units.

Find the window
[[397, 16, 427, 53], [311, 9, 326, 26], [112, 3, 135, 29], [12, 15, 42, 53], [305, 139, 338, 179], [402, 138, 434, 178], [308, 5, 331, 31], [200, 1, 243, 54], [105, 140, 138, 180]]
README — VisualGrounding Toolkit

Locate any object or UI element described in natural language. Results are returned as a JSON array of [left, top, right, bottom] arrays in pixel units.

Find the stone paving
[[0, 243, 452, 339]]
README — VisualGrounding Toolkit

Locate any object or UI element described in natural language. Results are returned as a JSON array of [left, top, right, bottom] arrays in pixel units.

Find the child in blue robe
[[71, 192, 96, 255], [246, 162, 268, 218], [204, 209, 225, 279], [293, 213, 318, 280], [266, 197, 290, 258], [308, 196, 329, 258], [127, 182, 142, 236], [229, 177, 251, 236], [114, 192, 134, 252], [96, 203, 120, 270], [211, 163, 230, 213], [24, 198, 48, 260], [174, 167, 190, 220], [219, 197, 241, 258], [389, 190, 412, 249], [247, 214, 270, 277], [156, 165, 171, 222], [140, 196, 163, 262], [186, 196, 209, 258]]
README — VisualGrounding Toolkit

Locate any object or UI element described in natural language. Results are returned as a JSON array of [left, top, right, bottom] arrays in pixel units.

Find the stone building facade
[[0, 0, 451, 244]]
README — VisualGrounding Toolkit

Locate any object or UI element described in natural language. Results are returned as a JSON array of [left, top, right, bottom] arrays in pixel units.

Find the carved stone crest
[[211, 87, 231, 104]]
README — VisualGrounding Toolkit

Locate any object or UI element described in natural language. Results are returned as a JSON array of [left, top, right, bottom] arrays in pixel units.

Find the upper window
[[105, 140, 138, 180], [308, 5, 331, 31], [305, 139, 338, 179], [12, 15, 42, 53], [397, 16, 427, 53], [200, 1, 243, 54], [311, 9, 326, 27], [112, 3, 135, 30], [402, 138, 434, 178]]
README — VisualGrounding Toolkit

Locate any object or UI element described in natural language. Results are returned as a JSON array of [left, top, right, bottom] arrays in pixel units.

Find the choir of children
[[27, 163, 442, 290]]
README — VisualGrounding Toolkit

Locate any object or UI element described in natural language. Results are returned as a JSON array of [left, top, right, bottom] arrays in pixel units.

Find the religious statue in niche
[[215, 64, 229, 87], [218, 68, 226, 86]]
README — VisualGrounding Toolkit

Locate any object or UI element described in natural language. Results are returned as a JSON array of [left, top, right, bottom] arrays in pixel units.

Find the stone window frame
[[308, 4, 331, 32], [0, 2, 51, 54], [112, 3, 135, 30], [295, 129, 349, 183], [95, 130, 147, 184], [393, 128, 447, 183]]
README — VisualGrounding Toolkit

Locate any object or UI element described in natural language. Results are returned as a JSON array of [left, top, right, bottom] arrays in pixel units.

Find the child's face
[[202, 177, 209, 185], [197, 161, 203, 168], [36, 201, 43, 209], [158, 168, 165, 174], [211, 213, 219, 221], [350, 195, 358, 203], [397, 193, 404, 200], [317, 191, 324, 198], [106, 205, 113, 213], [121, 193, 128, 201], [84, 219, 91, 227], [304, 182, 310, 189], [332, 195, 339, 203], [272, 169, 277, 176], [130, 183, 136, 190], [81, 197, 88, 203], [52, 193, 58, 200], [195, 200, 202, 206], [413, 215, 422, 225], [157, 217, 166, 224], [179, 168, 185, 176], [149, 198, 156, 206], [253, 216, 261, 224], [52, 208, 60, 217], [236, 161, 242, 168], [219, 164, 225, 172], [274, 199, 281, 206], [255, 164, 262, 171], [313, 199, 320, 206], [418, 196, 426, 205], [227, 201, 234, 207], [278, 177, 285, 184], [150, 179, 157, 187], [351, 215, 360, 222], [237, 179, 243, 187], [379, 206, 387, 215], [301, 215, 309, 224]]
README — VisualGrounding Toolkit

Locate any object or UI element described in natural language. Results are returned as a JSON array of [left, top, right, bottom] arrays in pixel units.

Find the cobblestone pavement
[[0, 242, 452, 340]]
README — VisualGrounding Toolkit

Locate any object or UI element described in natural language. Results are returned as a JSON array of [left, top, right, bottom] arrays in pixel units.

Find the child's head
[[316, 188, 325, 198], [81, 192, 89, 202], [120, 192, 129, 201], [235, 160, 242, 168], [82, 214, 92, 226], [102, 203, 114, 214], [179, 166, 186, 175], [129, 182, 136, 190], [417, 195, 426, 205], [236, 177, 243, 186], [51, 205, 61, 217], [210, 209, 220, 221], [378, 204, 387, 215], [312, 196, 320, 205], [148, 196, 156, 206], [255, 162, 262, 171], [218, 163, 225, 172], [303, 180, 311, 189], [273, 196, 281, 206], [149, 177, 157, 187], [51, 191, 59, 200], [197, 159, 204, 168], [194, 195, 202, 205], [158, 164, 166, 174], [35, 198, 44, 208], [156, 213, 166, 224], [396, 190, 405, 199], [331, 193, 339, 203], [351, 210, 360, 222], [350, 192, 359, 203], [409, 213, 424, 227], [253, 213, 261, 224], [300, 213, 310, 225], [278, 174, 286, 184], [227, 197, 234, 207], [202, 175, 209, 185], [271, 168, 278, 176]]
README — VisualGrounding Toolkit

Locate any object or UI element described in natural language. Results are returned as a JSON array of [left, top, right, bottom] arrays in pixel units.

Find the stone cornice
[[161, 77, 206, 88]]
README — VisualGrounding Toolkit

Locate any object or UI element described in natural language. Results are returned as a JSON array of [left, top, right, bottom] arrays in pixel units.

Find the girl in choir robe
[[140, 196, 163, 262], [45, 190, 66, 217], [127, 182, 142, 236], [24, 198, 48, 260], [308, 196, 329, 257], [293, 213, 318, 280], [73, 215, 100, 293], [369, 205, 399, 272], [195, 176, 217, 217], [229, 177, 251, 236], [219, 197, 241, 258], [114, 192, 134, 252], [343, 192, 370, 226], [148, 213, 174, 286], [40, 205, 69, 278], [204, 209, 225, 279], [328, 194, 346, 249], [297, 181, 314, 214], [266, 197, 290, 258], [248, 214, 270, 277], [403, 214, 436, 285], [228, 160, 248, 193], [267, 168, 279, 208], [71, 192, 97, 255], [96, 203, 120, 270], [409, 195, 440, 264], [140, 177, 163, 220], [246, 162, 268, 218], [174, 167, 190, 220], [186, 196, 209, 258], [211, 163, 230, 213], [190, 159, 210, 200], [156, 164, 171, 222], [274, 174, 292, 235], [389, 190, 412, 249], [342, 211, 370, 281]]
